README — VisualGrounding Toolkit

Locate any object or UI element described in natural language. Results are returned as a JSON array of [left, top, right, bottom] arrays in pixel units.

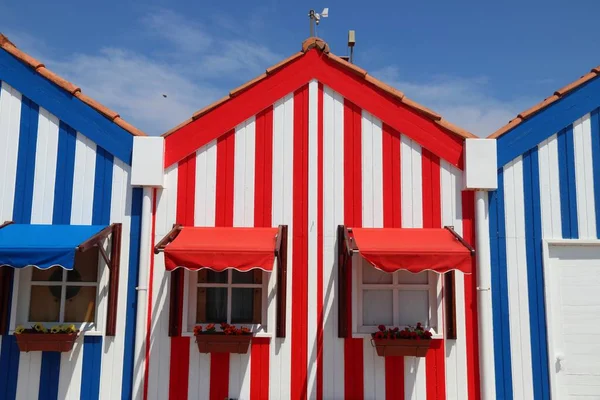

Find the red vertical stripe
[[343, 99, 364, 399], [462, 191, 480, 400], [143, 189, 158, 400], [316, 83, 324, 400], [291, 85, 309, 400], [216, 129, 235, 227], [206, 128, 237, 399], [421, 147, 446, 400], [168, 153, 197, 400], [254, 107, 273, 228], [210, 354, 230, 400], [250, 338, 270, 400], [382, 124, 402, 230], [250, 107, 273, 399], [382, 124, 405, 399]]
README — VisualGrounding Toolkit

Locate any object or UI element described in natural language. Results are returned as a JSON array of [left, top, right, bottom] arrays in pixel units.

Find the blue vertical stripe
[[121, 188, 143, 400], [92, 146, 114, 226], [0, 336, 19, 400], [522, 149, 550, 400], [80, 336, 102, 400], [12, 96, 39, 224], [38, 352, 61, 400], [590, 110, 600, 239], [489, 169, 513, 400], [557, 126, 579, 238], [52, 122, 77, 225]]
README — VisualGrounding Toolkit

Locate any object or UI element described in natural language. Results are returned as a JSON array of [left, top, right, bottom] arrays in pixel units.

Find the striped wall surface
[[0, 81, 143, 400], [488, 109, 600, 399], [146, 81, 480, 399]]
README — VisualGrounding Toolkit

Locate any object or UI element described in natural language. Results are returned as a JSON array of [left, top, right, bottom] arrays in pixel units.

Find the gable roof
[[0, 33, 145, 137], [490, 65, 600, 139], [163, 37, 476, 169]]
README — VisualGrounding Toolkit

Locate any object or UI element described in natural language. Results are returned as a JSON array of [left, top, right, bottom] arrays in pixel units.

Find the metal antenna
[[308, 8, 329, 37]]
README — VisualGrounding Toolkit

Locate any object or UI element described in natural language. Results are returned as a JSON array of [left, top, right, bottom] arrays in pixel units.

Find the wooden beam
[[0, 267, 13, 334], [169, 268, 185, 337], [276, 225, 288, 338], [0, 221, 14, 230], [338, 225, 349, 338], [77, 224, 115, 252], [154, 224, 183, 254], [105, 223, 122, 336], [445, 271, 457, 339], [445, 225, 475, 255]]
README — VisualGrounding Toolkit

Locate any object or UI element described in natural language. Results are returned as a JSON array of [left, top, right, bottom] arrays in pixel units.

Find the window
[[20, 249, 100, 326], [186, 269, 268, 332], [356, 257, 441, 335]]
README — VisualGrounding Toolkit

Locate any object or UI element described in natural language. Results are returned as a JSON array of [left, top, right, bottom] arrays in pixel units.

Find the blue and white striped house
[[485, 67, 600, 400], [0, 34, 144, 400]]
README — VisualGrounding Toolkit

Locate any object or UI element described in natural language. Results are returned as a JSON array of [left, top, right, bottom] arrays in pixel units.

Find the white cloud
[[371, 66, 533, 137]]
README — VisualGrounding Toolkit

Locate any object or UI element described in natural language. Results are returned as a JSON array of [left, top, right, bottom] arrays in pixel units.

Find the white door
[[545, 242, 600, 399]]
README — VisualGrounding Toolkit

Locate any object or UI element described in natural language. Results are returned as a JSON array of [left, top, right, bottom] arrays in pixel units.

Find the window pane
[[204, 288, 227, 322], [396, 270, 428, 284], [398, 290, 429, 327], [232, 270, 262, 284], [31, 267, 62, 282], [64, 286, 96, 322], [362, 263, 392, 284], [202, 270, 227, 284], [68, 249, 98, 282], [231, 288, 260, 323], [29, 286, 61, 322], [362, 290, 393, 326]]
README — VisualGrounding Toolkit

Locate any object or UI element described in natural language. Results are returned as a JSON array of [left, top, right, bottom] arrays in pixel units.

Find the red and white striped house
[[137, 37, 495, 400]]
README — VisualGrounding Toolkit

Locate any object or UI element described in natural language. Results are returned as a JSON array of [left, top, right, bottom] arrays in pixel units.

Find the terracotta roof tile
[[75, 92, 119, 120], [265, 52, 303, 74], [517, 95, 559, 120], [0, 32, 145, 137], [365, 75, 405, 101], [401, 97, 442, 121], [326, 53, 367, 77], [491, 67, 600, 139], [164, 36, 474, 141], [37, 67, 80, 95], [191, 96, 230, 120], [230, 73, 268, 97]]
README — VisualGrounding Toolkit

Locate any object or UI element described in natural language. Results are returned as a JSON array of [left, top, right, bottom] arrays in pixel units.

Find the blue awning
[[0, 224, 108, 270]]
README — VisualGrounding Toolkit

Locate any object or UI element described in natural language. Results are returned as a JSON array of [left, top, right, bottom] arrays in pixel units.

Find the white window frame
[[352, 254, 444, 339], [9, 242, 110, 336], [183, 269, 269, 335]]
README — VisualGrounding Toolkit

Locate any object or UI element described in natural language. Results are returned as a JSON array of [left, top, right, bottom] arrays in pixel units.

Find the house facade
[[0, 34, 145, 400], [486, 67, 600, 399]]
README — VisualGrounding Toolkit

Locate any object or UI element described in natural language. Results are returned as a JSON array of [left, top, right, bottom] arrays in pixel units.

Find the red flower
[[193, 325, 202, 335], [374, 331, 384, 339], [220, 322, 229, 330], [206, 323, 216, 332], [241, 327, 251, 334], [416, 322, 422, 328], [378, 325, 386, 332]]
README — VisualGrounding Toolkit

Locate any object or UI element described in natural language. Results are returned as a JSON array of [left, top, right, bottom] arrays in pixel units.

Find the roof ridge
[[0, 33, 145, 137], [489, 67, 600, 139], [162, 37, 476, 140]]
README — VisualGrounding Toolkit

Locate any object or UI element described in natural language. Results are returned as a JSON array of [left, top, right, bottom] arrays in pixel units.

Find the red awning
[[350, 228, 473, 274], [161, 227, 279, 272]]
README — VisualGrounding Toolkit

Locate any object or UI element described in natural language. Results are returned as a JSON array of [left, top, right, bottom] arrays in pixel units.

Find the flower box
[[15, 333, 78, 353], [195, 334, 252, 354], [371, 338, 431, 357]]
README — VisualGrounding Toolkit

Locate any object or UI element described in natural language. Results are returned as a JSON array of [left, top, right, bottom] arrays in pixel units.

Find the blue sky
[[1, 1, 599, 136]]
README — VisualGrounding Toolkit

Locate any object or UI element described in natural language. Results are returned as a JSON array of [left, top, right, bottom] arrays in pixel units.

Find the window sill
[[9, 329, 103, 337], [182, 331, 273, 339]]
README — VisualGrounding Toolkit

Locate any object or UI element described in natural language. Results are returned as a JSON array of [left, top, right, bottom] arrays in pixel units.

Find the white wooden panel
[[363, 338, 386, 400], [538, 135, 562, 239], [71, 133, 96, 225], [361, 110, 383, 229], [30, 107, 59, 224], [58, 336, 85, 400], [187, 341, 211, 399], [401, 135, 423, 228], [573, 115, 597, 238], [131, 136, 164, 187], [0, 82, 22, 221], [405, 356, 426, 400], [322, 86, 345, 399], [307, 80, 319, 399], [15, 352, 41, 400], [269, 93, 294, 399], [441, 160, 468, 400], [233, 116, 256, 227], [503, 158, 534, 400], [194, 141, 217, 227], [464, 139, 497, 190]]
